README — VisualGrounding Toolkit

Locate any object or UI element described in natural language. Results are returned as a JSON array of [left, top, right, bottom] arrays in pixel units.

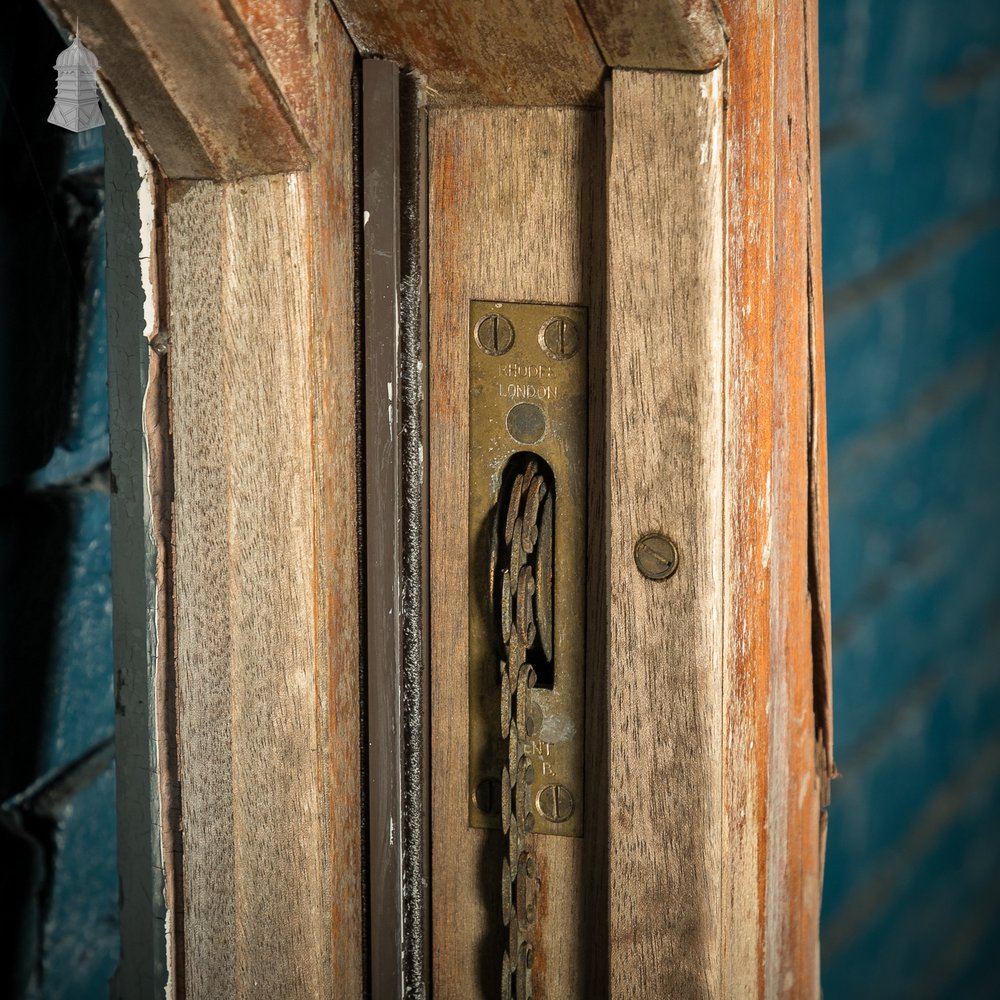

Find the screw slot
[[538, 316, 580, 360], [475, 313, 515, 356], [536, 783, 574, 823]]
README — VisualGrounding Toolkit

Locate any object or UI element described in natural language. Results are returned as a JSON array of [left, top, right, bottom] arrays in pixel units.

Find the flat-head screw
[[536, 783, 574, 823], [475, 313, 515, 356], [634, 532, 679, 581], [475, 777, 500, 814], [539, 316, 580, 360]]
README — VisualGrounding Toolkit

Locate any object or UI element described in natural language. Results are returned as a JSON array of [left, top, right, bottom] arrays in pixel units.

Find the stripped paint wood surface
[[604, 21, 831, 991], [159, 8, 365, 992], [167, 174, 329, 998], [69, 0, 829, 995], [606, 67, 726, 998]]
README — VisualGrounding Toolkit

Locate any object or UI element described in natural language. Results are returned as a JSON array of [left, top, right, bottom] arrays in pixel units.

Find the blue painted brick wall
[[820, 1, 1000, 997], [0, 2, 117, 997]]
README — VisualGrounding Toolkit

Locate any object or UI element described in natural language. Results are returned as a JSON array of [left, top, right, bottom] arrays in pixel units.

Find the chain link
[[494, 457, 550, 1000]]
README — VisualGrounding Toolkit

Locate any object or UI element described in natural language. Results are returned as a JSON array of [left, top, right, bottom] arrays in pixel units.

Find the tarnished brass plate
[[468, 299, 587, 838]]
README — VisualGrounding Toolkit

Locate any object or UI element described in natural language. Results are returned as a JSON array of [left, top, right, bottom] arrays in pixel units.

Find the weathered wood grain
[[49, 0, 364, 994], [167, 175, 330, 998], [166, 181, 233, 997], [300, 13, 366, 998], [717, 3, 777, 991], [606, 68, 726, 998], [804, 0, 834, 795], [333, 0, 604, 106], [61, 2, 831, 995], [429, 107, 603, 999], [766, 0, 831, 994], [579, 0, 728, 70], [161, 10, 362, 986]]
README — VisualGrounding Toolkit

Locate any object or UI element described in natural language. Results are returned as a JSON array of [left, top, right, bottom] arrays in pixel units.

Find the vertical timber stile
[[606, 67, 726, 998], [83, 1, 367, 996], [428, 106, 604, 999]]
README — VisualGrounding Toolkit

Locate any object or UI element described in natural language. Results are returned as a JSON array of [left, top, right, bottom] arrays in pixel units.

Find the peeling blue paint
[[1, 3, 116, 997]]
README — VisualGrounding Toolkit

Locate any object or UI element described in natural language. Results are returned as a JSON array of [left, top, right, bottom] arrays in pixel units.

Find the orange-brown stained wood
[[769, 0, 832, 994], [332, 0, 605, 106], [716, 0, 832, 995], [578, 0, 728, 71], [804, 0, 835, 789], [291, 8, 366, 997], [604, 1, 831, 995], [717, 1, 779, 994], [227, 0, 324, 144]]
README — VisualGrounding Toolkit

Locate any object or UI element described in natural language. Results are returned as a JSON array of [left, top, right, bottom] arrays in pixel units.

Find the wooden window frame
[[44, 0, 831, 996]]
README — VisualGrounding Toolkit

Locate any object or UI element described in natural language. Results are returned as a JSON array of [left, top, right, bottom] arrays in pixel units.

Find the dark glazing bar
[[362, 57, 429, 999], [362, 57, 405, 1000]]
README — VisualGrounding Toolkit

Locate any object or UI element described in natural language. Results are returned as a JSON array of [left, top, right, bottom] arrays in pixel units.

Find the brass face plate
[[468, 299, 587, 838]]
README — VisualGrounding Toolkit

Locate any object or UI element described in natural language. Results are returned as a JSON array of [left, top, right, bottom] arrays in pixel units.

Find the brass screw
[[536, 783, 574, 823], [634, 532, 679, 580], [539, 316, 579, 360], [475, 313, 515, 356], [475, 777, 500, 814]]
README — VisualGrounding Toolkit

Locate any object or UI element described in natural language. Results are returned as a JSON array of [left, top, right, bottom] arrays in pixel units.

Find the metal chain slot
[[493, 455, 552, 1000], [468, 299, 588, 998]]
